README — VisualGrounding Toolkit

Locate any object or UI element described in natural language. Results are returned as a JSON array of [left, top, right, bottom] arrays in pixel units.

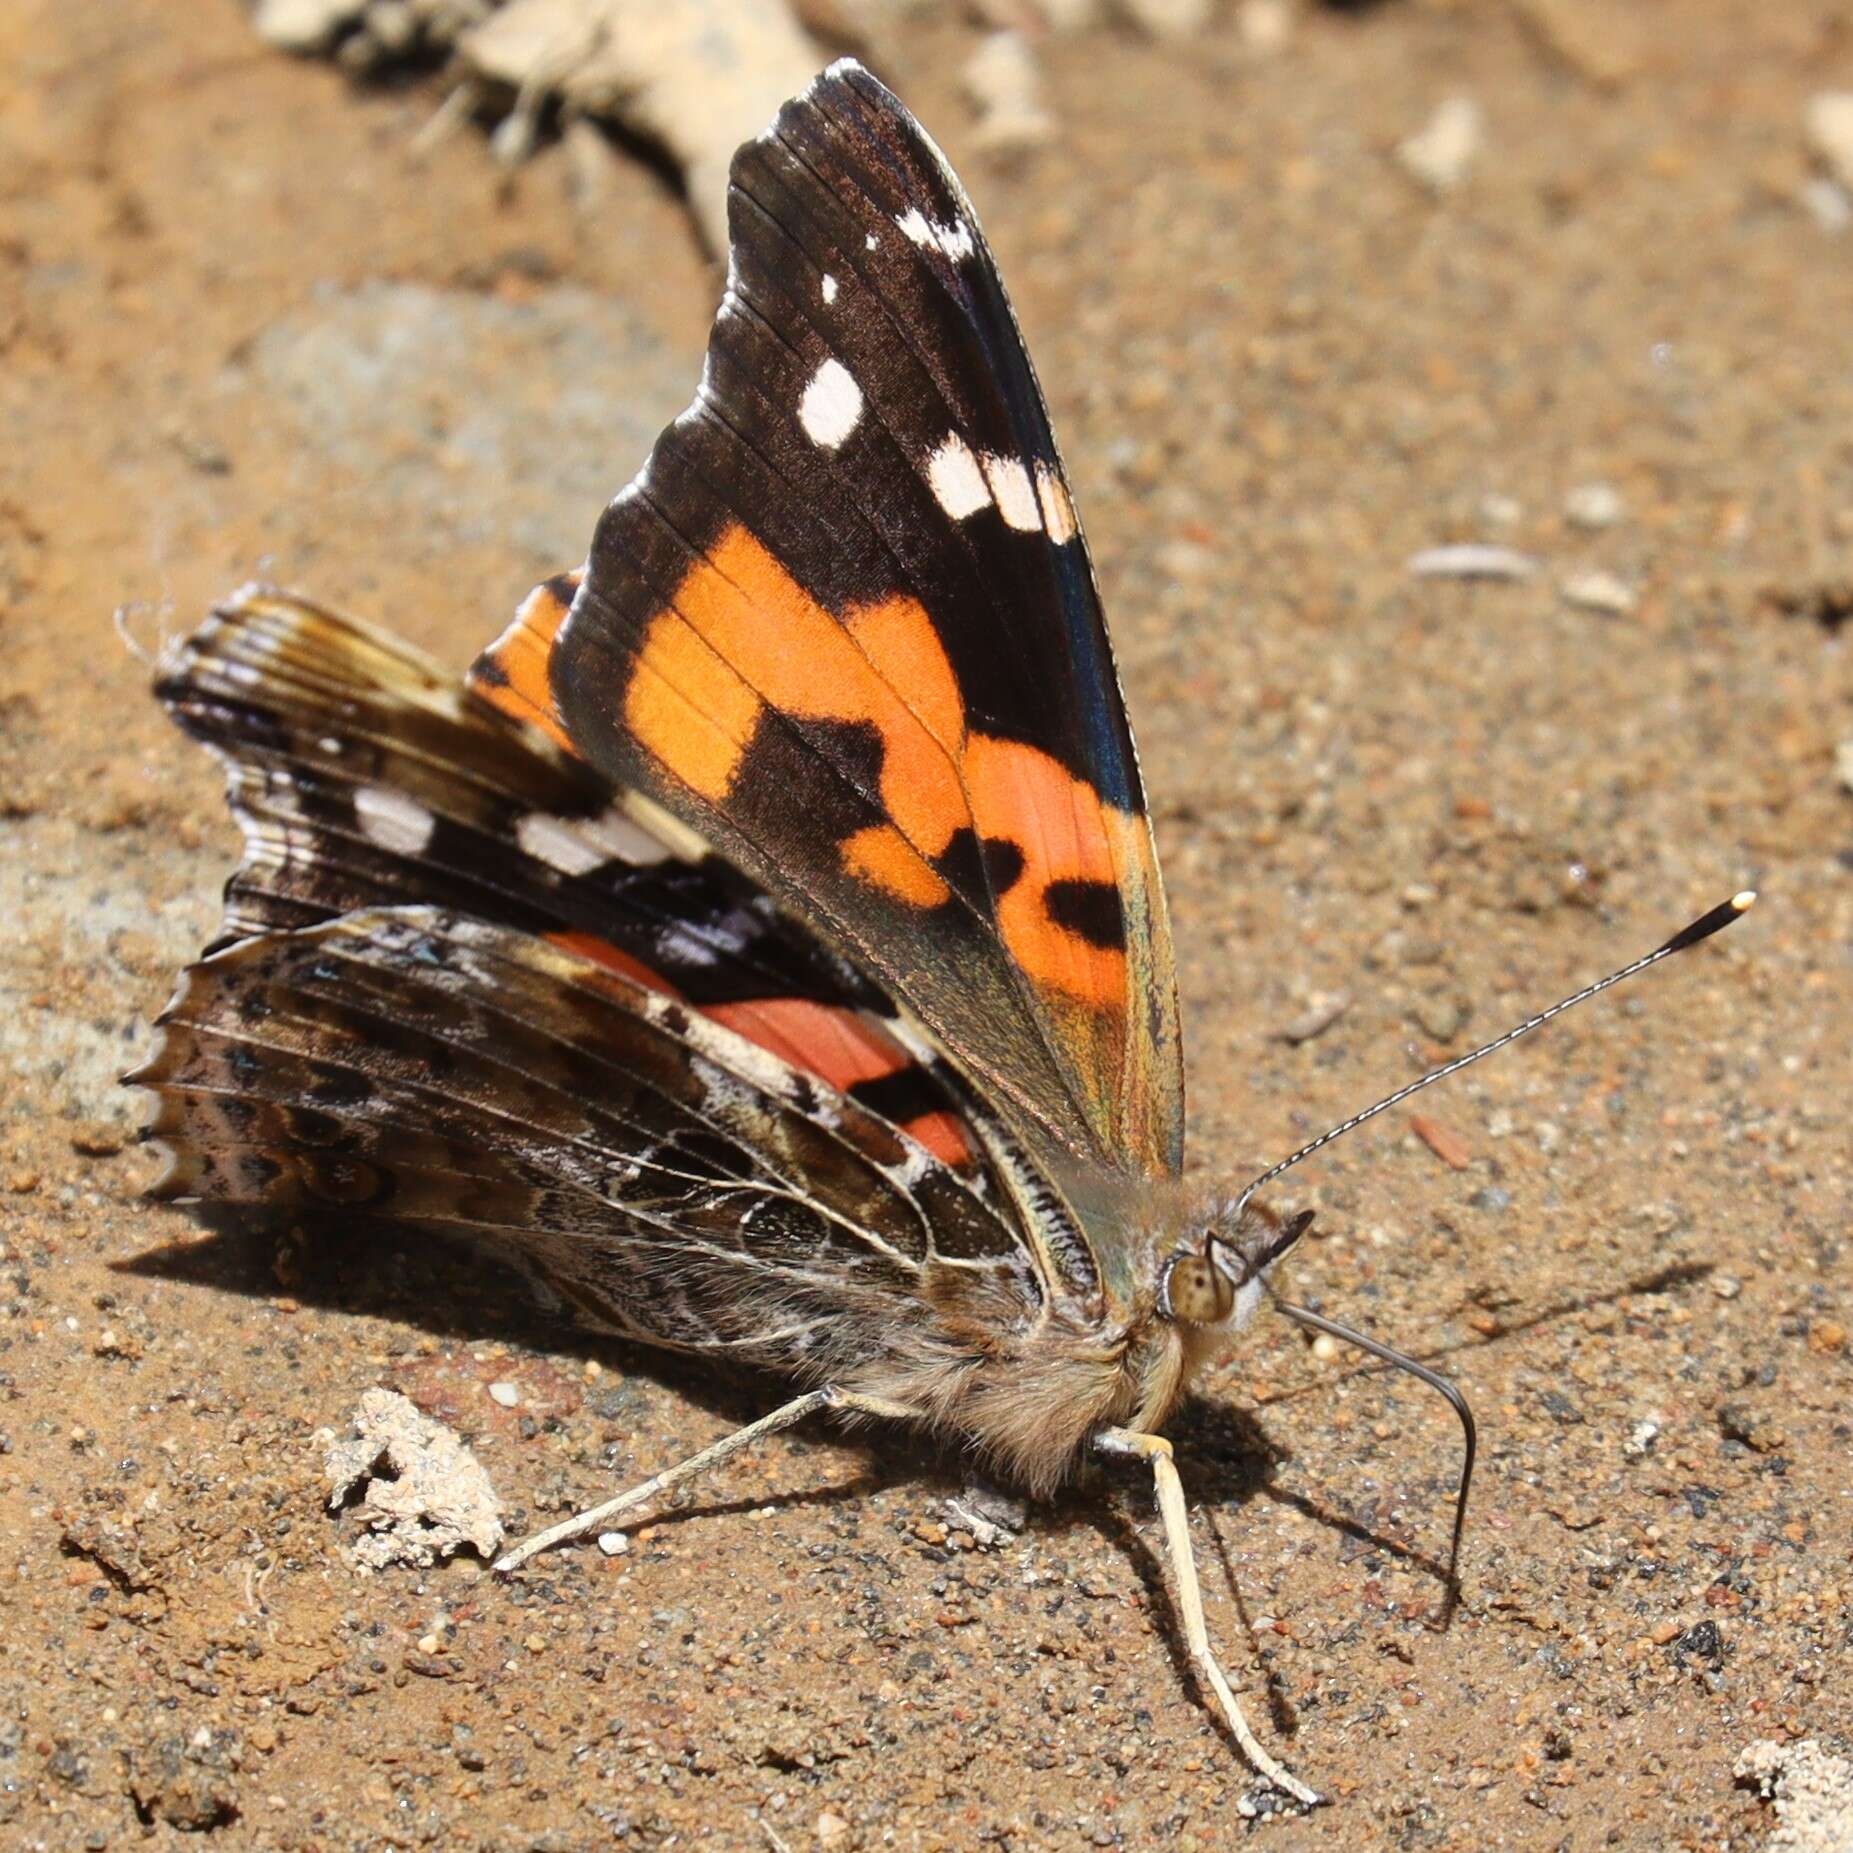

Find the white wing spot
[[354, 785, 435, 855], [798, 357, 863, 450], [983, 453, 1042, 532], [519, 803, 672, 875], [865, 232, 879, 251], [582, 802, 672, 865], [517, 812, 603, 876], [821, 272, 838, 304], [926, 434, 992, 520], [896, 206, 975, 262], [1035, 463, 1077, 544]]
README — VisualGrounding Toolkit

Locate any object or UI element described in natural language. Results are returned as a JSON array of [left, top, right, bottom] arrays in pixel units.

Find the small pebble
[[1799, 177, 1851, 232], [252, 0, 361, 53], [1397, 96, 1484, 194], [1804, 92, 1853, 192], [1413, 992, 1467, 1041], [1834, 739, 1853, 794], [1624, 1418, 1661, 1458], [596, 1530, 631, 1557], [963, 31, 1053, 154], [1120, 0, 1213, 36], [1277, 992, 1351, 1044], [487, 1380, 520, 1408], [1711, 1274, 1742, 1300], [367, 0, 416, 54], [1410, 1112, 1473, 1170], [1808, 1319, 1847, 1355], [1310, 1334, 1341, 1363], [1409, 544, 1539, 581], [1564, 482, 1623, 529], [1237, 0, 1294, 55], [1560, 570, 1636, 615]]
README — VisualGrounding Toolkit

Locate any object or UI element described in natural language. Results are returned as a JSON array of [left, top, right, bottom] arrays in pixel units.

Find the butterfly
[[130, 59, 1752, 1807]]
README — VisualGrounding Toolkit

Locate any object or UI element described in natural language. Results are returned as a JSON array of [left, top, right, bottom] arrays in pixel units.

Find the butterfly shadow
[[1211, 1256, 1721, 1632], [113, 1206, 986, 1523], [114, 1208, 785, 1417]]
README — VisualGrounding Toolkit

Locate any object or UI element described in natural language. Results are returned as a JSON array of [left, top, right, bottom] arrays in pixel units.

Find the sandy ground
[[3, 2, 1850, 1847]]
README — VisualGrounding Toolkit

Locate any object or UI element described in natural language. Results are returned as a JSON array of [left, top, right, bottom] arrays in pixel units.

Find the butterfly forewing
[[472, 62, 1183, 1189]]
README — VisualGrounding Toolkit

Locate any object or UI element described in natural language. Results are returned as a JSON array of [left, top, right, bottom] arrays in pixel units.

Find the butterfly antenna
[[1233, 890, 1756, 1219]]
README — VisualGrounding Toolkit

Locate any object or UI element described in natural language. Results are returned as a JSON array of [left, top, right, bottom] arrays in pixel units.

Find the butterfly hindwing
[[472, 62, 1183, 1188], [131, 908, 1044, 1363]]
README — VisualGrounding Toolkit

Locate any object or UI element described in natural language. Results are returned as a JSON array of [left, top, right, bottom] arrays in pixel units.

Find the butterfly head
[[1158, 1202, 1315, 1330]]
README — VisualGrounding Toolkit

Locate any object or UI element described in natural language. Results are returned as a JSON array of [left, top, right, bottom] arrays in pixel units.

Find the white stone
[[1397, 96, 1484, 195], [1121, 0, 1212, 36], [1408, 544, 1537, 581], [486, 1380, 520, 1408], [252, 0, 364, 53], [323, 1388, 503, 1570], [1799, 176, 1851, 233], [1804, 92, 1853, 191], [1237, 0, 1294, 55], [1564, 481, 1623, 529], [963, 31, 1053, 154], [1560, 570, 1636, 616]]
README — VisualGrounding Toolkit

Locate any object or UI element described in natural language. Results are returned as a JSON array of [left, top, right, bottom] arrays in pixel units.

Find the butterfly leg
[[495, 1386, 919, 1574], [1095, 1426, 1323, 1808]]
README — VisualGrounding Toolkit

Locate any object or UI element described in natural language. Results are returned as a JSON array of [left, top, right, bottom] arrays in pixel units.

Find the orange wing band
[[546, 937, 974, 1169], [623, 524, 1128, 1011], [471, 574, 582, 755]]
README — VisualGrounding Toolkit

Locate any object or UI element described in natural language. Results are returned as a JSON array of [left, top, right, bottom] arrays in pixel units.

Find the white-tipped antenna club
[[1236, 889, 1756, 1218]]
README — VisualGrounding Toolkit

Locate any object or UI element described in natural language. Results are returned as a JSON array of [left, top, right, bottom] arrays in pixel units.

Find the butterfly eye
[[1160, 1251, 1236, 1325]]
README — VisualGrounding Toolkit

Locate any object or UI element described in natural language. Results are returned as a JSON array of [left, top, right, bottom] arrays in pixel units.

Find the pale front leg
[[496, 1386, 919, 1574], [1096, 1426, 1323, 1808]]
